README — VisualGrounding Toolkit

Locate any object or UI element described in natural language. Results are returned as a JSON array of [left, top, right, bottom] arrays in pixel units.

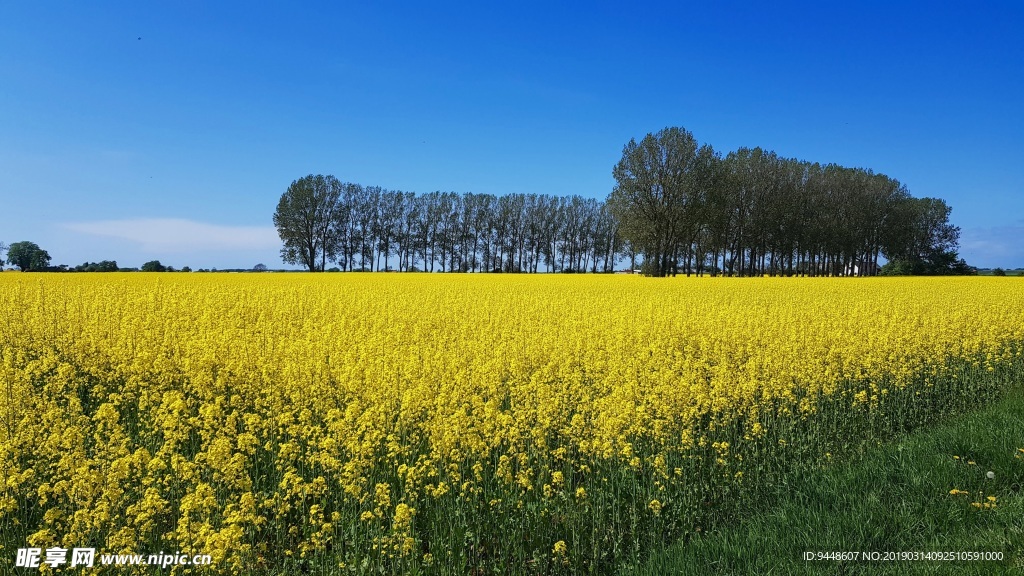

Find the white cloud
[[63, 218, 280, 253]]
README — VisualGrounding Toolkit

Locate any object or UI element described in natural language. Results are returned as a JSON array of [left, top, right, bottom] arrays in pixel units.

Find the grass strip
[[628, 385, 1024, 575]]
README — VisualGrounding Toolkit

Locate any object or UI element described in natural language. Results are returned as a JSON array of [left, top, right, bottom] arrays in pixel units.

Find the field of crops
[[2, 274, 1023, 574]]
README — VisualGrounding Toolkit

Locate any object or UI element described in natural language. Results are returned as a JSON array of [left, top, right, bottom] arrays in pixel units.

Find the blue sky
[[1, 1, 1022, 269]]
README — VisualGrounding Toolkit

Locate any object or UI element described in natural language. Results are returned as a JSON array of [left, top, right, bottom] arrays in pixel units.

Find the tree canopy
[[609, 127, 973, 276], [879, 197, 973, 275], [273, 174, 343, 272], [273, 129, 970, 276], [6, 241, 51, 271], [607, 127, 714, 276], [73, 260, 119, 272]]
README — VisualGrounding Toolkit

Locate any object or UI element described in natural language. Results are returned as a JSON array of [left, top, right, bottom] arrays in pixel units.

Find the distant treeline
[[53, 260, 186, 272], [0, 244, 280, 273], [275, 181, 622, 273], [275, 127, 972, 276]]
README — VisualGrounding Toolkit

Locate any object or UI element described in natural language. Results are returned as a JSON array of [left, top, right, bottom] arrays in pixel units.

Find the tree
[[253, 263, 268, 272], [6, 241, 51, 271], [608, 127, 702, 276], [336, 182, 362, 271], [74, 260, 118, 272], [141, 260, 166, 272], [880, 197, 972, 275], [375, 190, 403, 271], [274, 174, 343, 272], [0, 241, 7, 268]]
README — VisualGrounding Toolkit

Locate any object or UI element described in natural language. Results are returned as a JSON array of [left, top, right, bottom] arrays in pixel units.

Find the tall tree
[[336, 182, 363, 271], [375, 190, 403, 271], [274, 174, 343, 272], [393, 191, 418, 271], [609, 127, 701, 276]]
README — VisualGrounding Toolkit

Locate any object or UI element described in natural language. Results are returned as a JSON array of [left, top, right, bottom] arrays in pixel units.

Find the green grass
[[976, 269, 1024, 276], [627, 385, 1024, 575]]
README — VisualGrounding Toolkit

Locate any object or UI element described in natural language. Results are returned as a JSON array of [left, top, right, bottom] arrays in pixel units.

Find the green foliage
[[608, 127, 707, 277], [881, 252, 976, 276], [141, 260, 167, 272], [993, 267, 1006, 276], [274, 174, 343, 272], [606, 129, 972, 277], [6, 241, 51, 271], [639, 259, 663, 277], [878, 197, 978, 275], [73, 260, 119, 272], [879, 259, 920, 276]]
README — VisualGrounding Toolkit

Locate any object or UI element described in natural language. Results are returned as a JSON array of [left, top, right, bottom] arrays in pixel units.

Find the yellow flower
[[392, 503, 415, 531], [5, 273, 1024, 573]]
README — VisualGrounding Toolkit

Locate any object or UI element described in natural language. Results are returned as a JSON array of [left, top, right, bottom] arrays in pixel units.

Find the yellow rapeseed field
[[1, 274, 1022, 574]]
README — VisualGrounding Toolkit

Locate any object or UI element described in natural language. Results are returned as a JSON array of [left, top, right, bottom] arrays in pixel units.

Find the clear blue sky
[[2, 1, 1022, 269]]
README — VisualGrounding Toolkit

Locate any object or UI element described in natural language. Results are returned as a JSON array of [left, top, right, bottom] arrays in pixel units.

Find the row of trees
[[275, 145, 970, 277], [0, 243, 197, 272], [274, 175, 625, 273], [608, 127, 972, 276], [73, 260, 120, 272]]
